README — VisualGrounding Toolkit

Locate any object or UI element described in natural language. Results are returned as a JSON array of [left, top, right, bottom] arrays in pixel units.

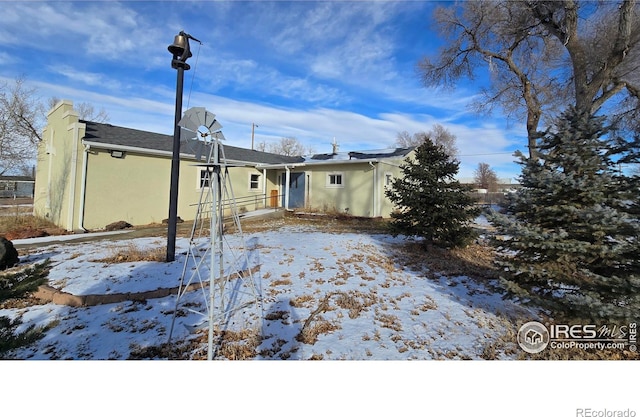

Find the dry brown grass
[[375, 310, 403, 332], [274, 211, 391, 234], [0, 214, 67, 240], [297, 318, 340, 344], [148, 327, 264, 360], [264, 310, 289, 321], [213, 327, 262, 360], [92, 242, 166, 263], [393, 240, 498, 281], [417, 295, 438, 312], [270, 278, 292, 286], [289, 294, 315, 308], [296, 292, 342, 344], [334, 290, 378, 319]]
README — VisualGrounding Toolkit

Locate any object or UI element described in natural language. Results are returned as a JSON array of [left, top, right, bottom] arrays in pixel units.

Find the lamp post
[[166, 31, 199, 262]]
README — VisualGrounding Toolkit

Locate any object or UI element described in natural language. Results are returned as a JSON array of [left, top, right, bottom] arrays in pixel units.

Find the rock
[[105, 221, 133, 231], [162, 217, 184, 224], [0, 237, 19, 270]]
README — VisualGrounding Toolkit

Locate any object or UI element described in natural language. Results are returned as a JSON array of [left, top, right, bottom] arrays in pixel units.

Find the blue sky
[[0, 0, 527, 180]]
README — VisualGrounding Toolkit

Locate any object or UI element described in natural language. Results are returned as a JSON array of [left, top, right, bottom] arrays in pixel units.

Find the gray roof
[[347, 148, 414, 159], [306, 147, 414, 162], [81, 120, 304, 165]]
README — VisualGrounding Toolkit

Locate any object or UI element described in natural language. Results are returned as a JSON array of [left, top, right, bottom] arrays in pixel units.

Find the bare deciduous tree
[[48, 97, 110, 123], [0, 77, 44, 175], [1, 79, 112, 176], [474, 162, 499, 192], [418, 0, 640, 158], [430, 123, 459, 158], [395, 130, 415, 148], [395, 123, 458, 158], [254, 141, 267, 153], [264, 136, 313, 156]]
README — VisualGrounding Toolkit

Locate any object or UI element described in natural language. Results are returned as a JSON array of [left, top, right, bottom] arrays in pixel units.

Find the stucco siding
[[303, 163, 375, 217], [83, 149, 170, 229], [185, 164, 268, 219], [379, 161, 405, 217], [302, 158, 407, 218], [82, 150, 268, 229], [34, 100, 414, 229], [33, 101, 85, 231]]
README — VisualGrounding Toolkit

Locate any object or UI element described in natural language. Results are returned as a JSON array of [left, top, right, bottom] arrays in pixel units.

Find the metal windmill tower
[[168, 107, 262, 360]]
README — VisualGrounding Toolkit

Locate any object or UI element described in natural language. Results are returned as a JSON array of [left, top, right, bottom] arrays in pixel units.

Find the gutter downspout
[[77, 143, 90, 232], [262, 168, 267, 209], [66, 122, 80, 232], [284, 166, 291, 210], [45, 128, 54, 213], [369, 161, 377, 217]]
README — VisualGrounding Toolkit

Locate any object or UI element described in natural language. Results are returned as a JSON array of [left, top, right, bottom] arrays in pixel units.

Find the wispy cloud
[[263, 2, 404, 84], [0, 2, 165, 66], [196, 53, 344, 105], [47, 65, 124, 91], [0, 1, 526, 179]]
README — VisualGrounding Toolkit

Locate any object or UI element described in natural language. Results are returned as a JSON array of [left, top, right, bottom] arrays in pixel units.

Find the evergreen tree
[[611, 133, 640, 217], [385, 139, 480, 248], [0, 260, 50, 356], [489, 108, 640, 322]]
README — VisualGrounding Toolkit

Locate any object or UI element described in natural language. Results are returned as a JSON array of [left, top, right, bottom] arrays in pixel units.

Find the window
[[384, 173, 393, 186], [0, 181, 16, 191], [249, 173, 261, 191], [326, 172, 344, 188], [199, 168, 213, 188]]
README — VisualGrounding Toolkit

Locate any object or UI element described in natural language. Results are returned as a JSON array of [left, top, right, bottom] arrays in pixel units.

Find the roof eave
[[82, 140, 251, 166], [257, 157, 406, 169], [255, 162, 307, 169]]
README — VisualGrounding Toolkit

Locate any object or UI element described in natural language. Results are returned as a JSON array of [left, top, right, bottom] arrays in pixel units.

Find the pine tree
[[489, 108, 640, 322], [385, 139, 480, 248], [0, 260, 50, 356]]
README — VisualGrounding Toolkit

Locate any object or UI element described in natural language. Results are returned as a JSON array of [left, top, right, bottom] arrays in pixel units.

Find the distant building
[[457, 177, 521, 193], [34, 100, 414, 231], [0, 175, 35, 198], [457, 177, 521, 207]]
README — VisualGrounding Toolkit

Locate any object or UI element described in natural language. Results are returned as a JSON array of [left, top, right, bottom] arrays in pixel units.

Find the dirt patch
[[394, 241, 498, 280]]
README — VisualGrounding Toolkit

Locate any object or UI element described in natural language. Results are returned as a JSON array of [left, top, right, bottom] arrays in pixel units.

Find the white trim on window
[[197, 167, 214, 190], [384, 172, 393, 187], [326, 172, 344, 188], [248, 172, 261, 192]]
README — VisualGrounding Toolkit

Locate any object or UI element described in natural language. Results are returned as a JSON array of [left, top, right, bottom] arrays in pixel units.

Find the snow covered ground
[[3, 217, 538, 360], [5, 217, 636, 417]]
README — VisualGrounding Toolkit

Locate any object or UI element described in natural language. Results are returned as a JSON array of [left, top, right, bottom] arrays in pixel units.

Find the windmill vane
[[178, 107, 224, 160]]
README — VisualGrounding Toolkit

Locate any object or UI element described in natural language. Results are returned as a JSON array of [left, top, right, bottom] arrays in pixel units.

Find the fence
[[473, 192, 509, 208]]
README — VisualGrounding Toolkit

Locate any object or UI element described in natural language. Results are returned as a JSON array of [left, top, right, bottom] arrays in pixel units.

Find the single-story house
[[34, 100, 413, 231], [0, 176, 35, 198]]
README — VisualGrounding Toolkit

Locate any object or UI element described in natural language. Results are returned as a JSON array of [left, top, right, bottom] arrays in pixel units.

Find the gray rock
[[0, 237, 19, 270], [105, 221, 133, 231]]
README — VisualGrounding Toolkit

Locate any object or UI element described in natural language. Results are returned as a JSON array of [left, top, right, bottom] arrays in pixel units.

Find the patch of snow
[[3, 224, 537, 360]]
